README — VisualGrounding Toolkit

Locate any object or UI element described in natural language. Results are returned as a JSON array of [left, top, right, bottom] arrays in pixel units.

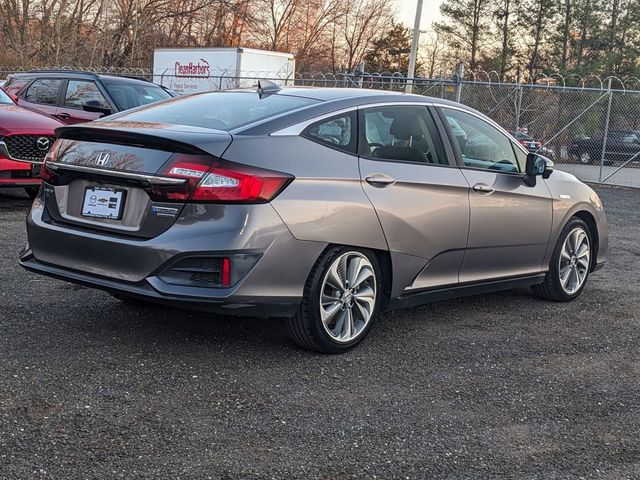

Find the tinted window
[[442, 108, 522, 173], [24, 79, 62, 105], [64, 80, 109, 109], [303, 113, 356, 153], [362, 106, 447, 165], [102, 81, 171, 111], [114, 92, 319, 131]]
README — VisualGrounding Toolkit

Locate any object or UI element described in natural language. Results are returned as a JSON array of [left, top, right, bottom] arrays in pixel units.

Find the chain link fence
[[2, 66, 639, 187]]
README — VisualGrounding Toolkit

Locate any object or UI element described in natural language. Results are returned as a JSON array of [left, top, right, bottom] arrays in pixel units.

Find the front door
[[438, 107, 553, 283], [358, 104, 470, 292]]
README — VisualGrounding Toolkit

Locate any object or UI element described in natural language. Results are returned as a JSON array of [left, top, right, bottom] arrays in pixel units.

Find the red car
[[0, 87, 62, 198]]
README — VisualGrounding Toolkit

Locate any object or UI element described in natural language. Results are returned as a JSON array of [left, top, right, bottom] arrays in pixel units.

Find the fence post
[[515, 85, 523, 132], [357, 62, 365, 88], [599, 78, 613, 182], [454, 62, 464, 103]]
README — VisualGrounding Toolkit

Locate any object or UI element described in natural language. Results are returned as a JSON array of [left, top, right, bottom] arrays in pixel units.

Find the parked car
[[3, 71, 172, 125], [20, 87, 608, 353], [508, 130, 556, 160], [569, 129, 640, 164], [0, 87, 62, 198]]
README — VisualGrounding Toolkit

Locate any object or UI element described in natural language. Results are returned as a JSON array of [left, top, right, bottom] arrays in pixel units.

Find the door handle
[[472, 183, 494, 194], [55, 113, 70, 120], [365, 173, 396, 187]]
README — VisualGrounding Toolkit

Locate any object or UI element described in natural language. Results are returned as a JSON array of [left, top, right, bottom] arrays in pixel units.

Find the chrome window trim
[[45, 162, 187, 185], [270, 101, 434, 136]]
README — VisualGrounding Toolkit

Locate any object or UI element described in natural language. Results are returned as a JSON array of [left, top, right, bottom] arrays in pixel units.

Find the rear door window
[[302, 112, 357, 153], [23, 79, 63, 105]]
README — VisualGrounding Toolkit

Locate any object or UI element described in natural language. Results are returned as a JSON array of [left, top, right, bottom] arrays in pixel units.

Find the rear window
[[102, 81, 171, 111], [113, 91, 319, 131]]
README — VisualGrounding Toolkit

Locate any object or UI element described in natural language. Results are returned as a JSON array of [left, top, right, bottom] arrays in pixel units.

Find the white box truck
[[153, 47, 295, 95]]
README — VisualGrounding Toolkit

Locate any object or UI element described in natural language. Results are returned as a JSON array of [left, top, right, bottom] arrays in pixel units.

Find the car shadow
[[73, 286, 540, 357]]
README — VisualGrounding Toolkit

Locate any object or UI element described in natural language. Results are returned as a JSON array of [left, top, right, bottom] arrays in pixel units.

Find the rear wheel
[[24, 186, 39, 199], [286, 247, 382, 353], [532, 217, 592, 302]]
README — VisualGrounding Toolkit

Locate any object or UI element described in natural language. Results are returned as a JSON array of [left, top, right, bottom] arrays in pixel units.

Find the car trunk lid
[[42, 122, 233, 238]]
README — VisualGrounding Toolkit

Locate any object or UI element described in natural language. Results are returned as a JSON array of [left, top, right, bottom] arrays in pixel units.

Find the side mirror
[[82, 100, 112, 116], [523, 152, 554, 187]]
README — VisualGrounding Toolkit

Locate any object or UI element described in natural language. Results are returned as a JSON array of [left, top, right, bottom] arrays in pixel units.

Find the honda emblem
[[95, 152, 110, 167]]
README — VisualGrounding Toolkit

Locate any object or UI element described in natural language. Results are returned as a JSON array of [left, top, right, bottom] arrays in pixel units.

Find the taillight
[[150, 154, 293, 204], [40, 139, 61, 183]]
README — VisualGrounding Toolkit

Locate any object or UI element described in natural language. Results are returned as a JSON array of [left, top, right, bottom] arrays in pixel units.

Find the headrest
[[389, 114, 424, 140]]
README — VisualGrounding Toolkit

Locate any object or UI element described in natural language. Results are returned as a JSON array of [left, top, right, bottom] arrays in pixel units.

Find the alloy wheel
[[319, 251, 377, 343], [558, 227, 590, 295]]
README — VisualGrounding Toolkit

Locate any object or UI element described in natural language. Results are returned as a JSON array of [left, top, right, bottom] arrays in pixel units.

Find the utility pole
[[406, 0, 424, 93]]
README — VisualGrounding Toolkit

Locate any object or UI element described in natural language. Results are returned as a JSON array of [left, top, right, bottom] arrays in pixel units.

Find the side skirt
[[387, 273, 546, 311]]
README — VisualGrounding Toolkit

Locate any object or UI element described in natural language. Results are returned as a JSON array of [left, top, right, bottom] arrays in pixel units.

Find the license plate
[[81, 187, 126, 220], [31, 163, 41, 177]]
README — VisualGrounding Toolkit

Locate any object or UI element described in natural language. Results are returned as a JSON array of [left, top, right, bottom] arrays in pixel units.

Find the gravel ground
[[0, 185, 638, 479]]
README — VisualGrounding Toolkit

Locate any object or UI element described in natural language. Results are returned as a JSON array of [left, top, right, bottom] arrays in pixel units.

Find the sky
[[396, 0, 443, 30]]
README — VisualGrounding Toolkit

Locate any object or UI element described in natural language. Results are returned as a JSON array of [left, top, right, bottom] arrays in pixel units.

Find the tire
[[24, 186, 40, 199], [286, 246, 383, 353], [532, 217, 593, 302]]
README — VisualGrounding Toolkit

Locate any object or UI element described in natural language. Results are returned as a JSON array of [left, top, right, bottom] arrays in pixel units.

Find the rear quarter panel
[[219, 135, 388, 251]]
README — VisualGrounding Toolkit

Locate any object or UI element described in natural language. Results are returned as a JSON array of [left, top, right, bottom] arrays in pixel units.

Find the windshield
[[0, 88, 13, 104], [103, 81, 171, 111], [114, 91, 320, 131]]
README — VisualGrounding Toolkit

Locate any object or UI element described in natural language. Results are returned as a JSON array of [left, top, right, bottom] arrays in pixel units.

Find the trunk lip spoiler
[[45, 161, 187, 186]]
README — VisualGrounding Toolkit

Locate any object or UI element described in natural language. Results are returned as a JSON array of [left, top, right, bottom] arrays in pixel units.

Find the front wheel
[[532, 217, 592, 302], [286, 247, 382, 353]]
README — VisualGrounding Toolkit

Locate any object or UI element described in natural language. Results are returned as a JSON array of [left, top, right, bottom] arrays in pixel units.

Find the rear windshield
[[103, 81, 171, 111], [113, 91, 319, 131]]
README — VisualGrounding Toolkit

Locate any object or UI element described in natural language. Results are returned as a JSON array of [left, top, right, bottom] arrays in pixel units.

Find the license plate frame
[[81, 186, 126, 220]]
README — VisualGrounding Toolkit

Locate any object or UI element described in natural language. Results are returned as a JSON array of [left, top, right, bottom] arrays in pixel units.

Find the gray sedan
[[20, 86, 608, 353]]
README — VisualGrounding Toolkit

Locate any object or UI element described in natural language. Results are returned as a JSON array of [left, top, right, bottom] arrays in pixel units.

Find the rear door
[[358, 104, 470, 290], [17, 78, 63, 118], [438, 107, 553, 283], [56, 79, 114, 124]]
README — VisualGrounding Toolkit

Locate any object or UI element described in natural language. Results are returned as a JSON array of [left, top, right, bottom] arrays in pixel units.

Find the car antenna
[[257, 80, 281, 99]]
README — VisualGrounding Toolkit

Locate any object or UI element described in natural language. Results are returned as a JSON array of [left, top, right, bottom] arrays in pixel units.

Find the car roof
[[8, 71, 153, 85], [223, 87, 474, 135]]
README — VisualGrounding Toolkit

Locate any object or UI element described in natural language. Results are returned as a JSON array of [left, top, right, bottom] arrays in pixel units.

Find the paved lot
[[0, 186, 639, 479], [557, 163, 640, 188]]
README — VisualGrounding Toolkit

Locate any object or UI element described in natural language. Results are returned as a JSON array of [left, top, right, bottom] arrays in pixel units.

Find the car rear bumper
[[19, 251, 301, 317], [22, 197, 327, 317]]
